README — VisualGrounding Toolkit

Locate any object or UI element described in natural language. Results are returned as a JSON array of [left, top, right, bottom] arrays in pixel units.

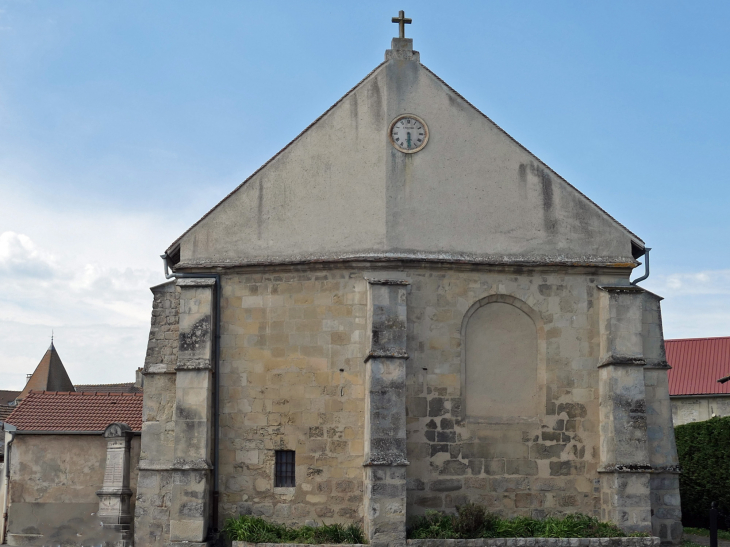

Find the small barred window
[[275, 450, 295, 487]]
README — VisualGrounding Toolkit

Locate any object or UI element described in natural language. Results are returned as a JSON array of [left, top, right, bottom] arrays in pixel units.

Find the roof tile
[[5, 390, 143, 432], [667, 337, 730, 396]]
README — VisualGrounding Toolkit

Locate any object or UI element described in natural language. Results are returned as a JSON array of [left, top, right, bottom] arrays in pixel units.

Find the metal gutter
[[162, 253, 221, 538]]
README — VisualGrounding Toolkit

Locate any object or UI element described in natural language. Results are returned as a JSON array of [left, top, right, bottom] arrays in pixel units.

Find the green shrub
[[683, 527, 730, 541], [222, 515, 365, 544], [407, 507, 629, 539], [675, 417, 730, 529]]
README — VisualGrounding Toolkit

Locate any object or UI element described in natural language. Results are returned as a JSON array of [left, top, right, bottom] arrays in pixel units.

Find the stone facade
[[133, 27, 681, 547], [218, 272, 368, 526], [135, 265, 681, 545]]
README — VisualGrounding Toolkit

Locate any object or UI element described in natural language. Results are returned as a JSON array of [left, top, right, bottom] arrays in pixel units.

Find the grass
[[222, 514, 365, 544], [407, 504, 649, 539], [684, 527, 730, 541]]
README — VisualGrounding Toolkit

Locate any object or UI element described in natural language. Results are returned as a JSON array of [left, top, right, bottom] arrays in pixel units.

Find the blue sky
[[1, 1, 729, 389]]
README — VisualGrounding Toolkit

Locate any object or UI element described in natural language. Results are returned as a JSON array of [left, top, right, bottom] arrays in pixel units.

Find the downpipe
[[630, 247, 651, 285], [2, 424, 16, 544], [162, 254, 222, 537]]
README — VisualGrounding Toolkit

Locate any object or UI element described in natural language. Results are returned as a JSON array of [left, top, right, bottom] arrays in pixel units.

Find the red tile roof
[[667, 337, 730, 396], [5, 390, 143, 432]]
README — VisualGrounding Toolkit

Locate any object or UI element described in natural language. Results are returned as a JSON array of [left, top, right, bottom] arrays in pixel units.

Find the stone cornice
[[173, 251, 638, 271]]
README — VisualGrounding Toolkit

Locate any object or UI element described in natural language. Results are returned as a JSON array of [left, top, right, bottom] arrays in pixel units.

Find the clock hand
[[407, 132, 412, 149]]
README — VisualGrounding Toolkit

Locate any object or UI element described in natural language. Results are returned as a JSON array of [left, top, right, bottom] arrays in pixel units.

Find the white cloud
[[643, 270, 730, 340], [0, 180, 188, 389], [0, 231, 55, 278]]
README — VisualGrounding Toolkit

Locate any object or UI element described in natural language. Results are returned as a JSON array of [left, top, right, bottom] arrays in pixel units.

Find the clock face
[[389, 114, 428, 153]]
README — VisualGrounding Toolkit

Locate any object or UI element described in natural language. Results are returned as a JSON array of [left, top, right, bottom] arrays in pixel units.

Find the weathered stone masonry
[[135, 265, 681, 545]]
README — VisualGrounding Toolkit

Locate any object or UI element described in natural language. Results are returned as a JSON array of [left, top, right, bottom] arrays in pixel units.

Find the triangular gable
[[167, 55, 643, 270]]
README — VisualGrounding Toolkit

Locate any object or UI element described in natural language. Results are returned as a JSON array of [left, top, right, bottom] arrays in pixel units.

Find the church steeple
[[17, 340, 75, 401]]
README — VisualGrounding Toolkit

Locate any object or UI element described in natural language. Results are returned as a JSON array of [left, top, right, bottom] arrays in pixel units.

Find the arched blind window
[[464, 302, 538, 420]]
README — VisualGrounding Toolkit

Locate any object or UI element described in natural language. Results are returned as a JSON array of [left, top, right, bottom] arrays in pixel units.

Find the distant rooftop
[[74, 382, 141, 394], [667, 336, 730, 396], [5, 390, 143, 432], [0, 390, 20, 406]]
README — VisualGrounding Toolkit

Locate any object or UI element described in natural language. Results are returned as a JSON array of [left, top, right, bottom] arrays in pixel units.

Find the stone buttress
[[597, 285, 681, 543], [135, 278, 216, 546], [170, 278, 216, 543], [363, 277, 409, 547], [136, 281, 179, 546]]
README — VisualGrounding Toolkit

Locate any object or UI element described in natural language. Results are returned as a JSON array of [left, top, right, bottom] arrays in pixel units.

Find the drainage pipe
[[2, 424, 17, 544], [162, 254, 221, 537], [630, 247, 651, 286]]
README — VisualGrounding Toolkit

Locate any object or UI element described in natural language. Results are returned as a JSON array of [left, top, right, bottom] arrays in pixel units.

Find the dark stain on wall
[[179, 316, 210, 353]]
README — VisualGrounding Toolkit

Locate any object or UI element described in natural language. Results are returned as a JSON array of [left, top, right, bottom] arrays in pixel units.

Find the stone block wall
[[218, 271, 368, 527], [405, 270, 613, 518], [136, 280, 179, 546], [135, 264, 681, 544], [145, 280, 180, 370]]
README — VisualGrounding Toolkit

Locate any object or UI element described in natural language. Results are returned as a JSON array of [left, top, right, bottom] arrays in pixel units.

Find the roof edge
[[9, 430, 142, 435], [165, 60, 388, 256], [666, 336, 730, 342], [172, 251, 638, 271], [419, 63, 645, 246]]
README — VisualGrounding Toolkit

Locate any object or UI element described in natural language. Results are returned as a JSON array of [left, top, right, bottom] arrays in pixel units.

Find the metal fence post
[[711, 501, 719, 547]]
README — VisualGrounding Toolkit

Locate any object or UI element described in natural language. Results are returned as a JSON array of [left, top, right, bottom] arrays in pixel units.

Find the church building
[[134, 14, 682, 547]]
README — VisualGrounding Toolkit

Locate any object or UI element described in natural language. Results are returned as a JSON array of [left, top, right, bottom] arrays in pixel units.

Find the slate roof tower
[[17, 341, 75, 401]]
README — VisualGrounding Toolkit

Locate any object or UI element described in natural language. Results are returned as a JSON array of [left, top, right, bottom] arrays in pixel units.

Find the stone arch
[[460, 294, 546, 423]]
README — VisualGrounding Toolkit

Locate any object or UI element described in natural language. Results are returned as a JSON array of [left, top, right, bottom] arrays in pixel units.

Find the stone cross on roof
[[391, 10, 412, 39]]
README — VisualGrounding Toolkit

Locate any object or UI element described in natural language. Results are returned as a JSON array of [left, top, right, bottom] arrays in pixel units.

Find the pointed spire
[[18, 341, 75, 401]]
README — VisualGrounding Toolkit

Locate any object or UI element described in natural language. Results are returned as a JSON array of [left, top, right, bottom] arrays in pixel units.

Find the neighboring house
[[0, 344, 144, 545], [133, 20, 681, 547], [0, 390, 143, 545], [0, 391, 20, 464], [667, 336, 730, 425]]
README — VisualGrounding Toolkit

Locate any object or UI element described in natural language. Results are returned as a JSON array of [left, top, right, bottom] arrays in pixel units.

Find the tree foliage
[[675, 416, 730, 528]]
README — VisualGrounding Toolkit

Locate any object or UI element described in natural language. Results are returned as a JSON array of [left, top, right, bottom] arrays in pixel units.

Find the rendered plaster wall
[[177, 55, 639, 268], [218, 270, 369, 527], [5, 434, 140, 541], [671, 397, 730, 426]]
